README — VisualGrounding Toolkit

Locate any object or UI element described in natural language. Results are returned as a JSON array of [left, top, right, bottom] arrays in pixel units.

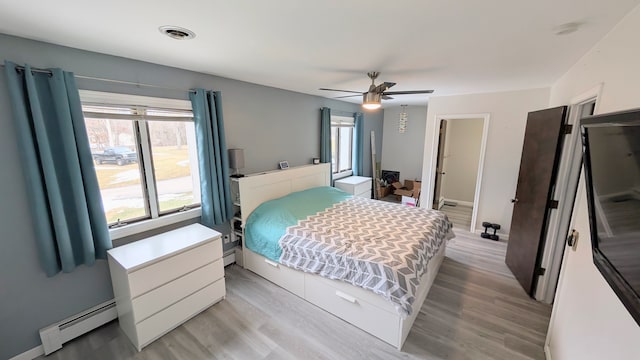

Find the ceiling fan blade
[[382, 95, 394, 100], [334, 94, 362, 99], [383, 90, 434, 95], [374, 82, 396, 93], [319, 88, 363, 94]]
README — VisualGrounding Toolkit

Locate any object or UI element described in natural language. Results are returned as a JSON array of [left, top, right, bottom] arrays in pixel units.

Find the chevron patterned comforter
[[279, 196, 454, 317]]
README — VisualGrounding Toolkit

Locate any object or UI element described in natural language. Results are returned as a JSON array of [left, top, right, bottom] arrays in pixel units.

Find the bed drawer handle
[[335, 291, 357, 304], [264, 259, 279, 268]]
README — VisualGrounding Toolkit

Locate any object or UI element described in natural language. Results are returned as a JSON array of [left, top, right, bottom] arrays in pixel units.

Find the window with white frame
[[331, 115, 355, 176], [80, 91, 201, 227]]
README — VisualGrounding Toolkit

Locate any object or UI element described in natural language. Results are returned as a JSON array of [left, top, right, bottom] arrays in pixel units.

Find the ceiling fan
[[319, 71, 434, 110]]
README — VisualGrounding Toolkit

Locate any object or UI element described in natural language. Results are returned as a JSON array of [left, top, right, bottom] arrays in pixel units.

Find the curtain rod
[[324, 108, 358, 117], [0, 63, 196, 93]]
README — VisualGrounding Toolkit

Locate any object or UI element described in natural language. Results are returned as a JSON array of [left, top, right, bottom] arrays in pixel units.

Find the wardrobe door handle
[[511, 198, 519, 203]]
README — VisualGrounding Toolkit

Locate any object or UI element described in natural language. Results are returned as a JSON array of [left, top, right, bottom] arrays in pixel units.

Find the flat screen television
[[581, 108, 640, 326]]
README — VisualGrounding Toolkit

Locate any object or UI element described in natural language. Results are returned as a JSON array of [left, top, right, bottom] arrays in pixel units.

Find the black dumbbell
[[481, 222, 500, 241]]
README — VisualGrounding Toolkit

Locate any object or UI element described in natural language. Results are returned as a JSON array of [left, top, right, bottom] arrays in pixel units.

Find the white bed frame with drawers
[[236, 163, 445, 349]]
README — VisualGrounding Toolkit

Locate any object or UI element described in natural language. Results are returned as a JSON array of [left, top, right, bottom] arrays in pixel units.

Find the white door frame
[[535, 84, 602, 303], [424, 113, 490, 233], [544, 170, 587, 357]]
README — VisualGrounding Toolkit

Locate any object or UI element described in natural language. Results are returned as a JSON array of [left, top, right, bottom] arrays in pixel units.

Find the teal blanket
[[244, 186, 352, 261]]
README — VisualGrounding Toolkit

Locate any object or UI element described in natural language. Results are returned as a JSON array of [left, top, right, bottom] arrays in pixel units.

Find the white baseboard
[[443, 198, 474, 207], [8, 345, 44, 360]]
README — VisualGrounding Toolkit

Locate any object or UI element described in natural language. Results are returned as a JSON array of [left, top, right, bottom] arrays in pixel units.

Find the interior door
[[506, 106, 568, 296], [432, 120, 447, 209]]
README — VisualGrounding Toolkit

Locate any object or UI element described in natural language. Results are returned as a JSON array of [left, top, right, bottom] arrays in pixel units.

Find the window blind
[[331, 115, 355, 127]]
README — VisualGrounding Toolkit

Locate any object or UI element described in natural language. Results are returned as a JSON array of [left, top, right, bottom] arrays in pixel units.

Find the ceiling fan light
[[362, 92, 381, 110]]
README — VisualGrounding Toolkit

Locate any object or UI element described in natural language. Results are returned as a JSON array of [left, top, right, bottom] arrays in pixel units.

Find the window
[[331, 115, 355, 176], [80, 91, 201, 228]]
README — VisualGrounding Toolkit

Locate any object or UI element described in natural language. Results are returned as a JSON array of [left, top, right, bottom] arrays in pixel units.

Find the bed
[[236, 164, 453, 349]]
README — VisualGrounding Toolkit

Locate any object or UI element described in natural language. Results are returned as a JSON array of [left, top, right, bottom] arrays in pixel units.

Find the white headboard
[[236, 163, 331, 225]]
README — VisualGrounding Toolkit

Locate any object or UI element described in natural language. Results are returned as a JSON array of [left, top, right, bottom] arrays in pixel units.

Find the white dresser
[[107, 224, 225, 351], [334, 176, 372, 198]]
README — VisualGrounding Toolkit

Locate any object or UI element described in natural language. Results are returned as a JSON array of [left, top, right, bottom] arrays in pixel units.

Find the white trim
[[79, 90, 192, 110], [80, 89, 202, 240], [443, 198, 474, 207], [544, 172, 585, 358], [535, 84, 601, 303], [545, 344, 552, 360], [423, 117, 440, 208], [138, 122, 160, 218], [570, 83, 603, 115], [109, 207, 201, 240], [471, 115, 490, 233], [333, 170, 353, 182], [8, 346, 44, 360], [423, 113, 490, 234]]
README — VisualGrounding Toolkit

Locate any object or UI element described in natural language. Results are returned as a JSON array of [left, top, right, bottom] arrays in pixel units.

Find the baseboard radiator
[[39, 299, 117, 355]]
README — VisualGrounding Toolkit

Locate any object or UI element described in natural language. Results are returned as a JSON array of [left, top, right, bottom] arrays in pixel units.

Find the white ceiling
[[0, 0, 638, 107]]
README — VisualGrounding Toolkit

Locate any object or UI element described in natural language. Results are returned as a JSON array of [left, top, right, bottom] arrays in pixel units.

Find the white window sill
[[333, 170, 353, 182], [109, 208, 202, 240]]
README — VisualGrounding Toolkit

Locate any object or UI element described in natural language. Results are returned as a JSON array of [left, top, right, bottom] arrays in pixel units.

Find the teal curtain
[[320, 107, 332, 182], [190, 89, 233, 226], [352, 112, 364, 176], [4, 61, 111, 277]]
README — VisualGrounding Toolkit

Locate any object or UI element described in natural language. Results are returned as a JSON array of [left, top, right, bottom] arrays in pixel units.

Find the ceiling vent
[[159, 26, 196, 40]]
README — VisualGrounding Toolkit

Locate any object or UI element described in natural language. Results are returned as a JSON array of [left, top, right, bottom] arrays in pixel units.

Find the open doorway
[[431, 114, 490, 232]]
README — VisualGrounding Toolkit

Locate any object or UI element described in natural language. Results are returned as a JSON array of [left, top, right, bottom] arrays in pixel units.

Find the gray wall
[[381, 105, 428, 182], [0, 33, 383, 359]]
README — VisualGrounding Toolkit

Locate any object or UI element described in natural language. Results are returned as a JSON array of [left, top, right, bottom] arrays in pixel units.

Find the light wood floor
[[440, 204, 473, 231], [38, 230, 550, 360]]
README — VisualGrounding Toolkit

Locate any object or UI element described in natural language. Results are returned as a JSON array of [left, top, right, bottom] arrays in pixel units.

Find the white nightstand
[[334, 176, 372, 198]]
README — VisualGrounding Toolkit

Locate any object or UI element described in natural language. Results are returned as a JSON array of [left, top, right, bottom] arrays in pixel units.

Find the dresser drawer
[[307, 273, 396, 312], [136, 278, 226, 348], [355, 189, 371, 198], [353, 181, 371, 196], [244, 249, 304, 298], [132, 259, 224, 323], [304, 274, 400, 346], [129, 240, 220, 298]]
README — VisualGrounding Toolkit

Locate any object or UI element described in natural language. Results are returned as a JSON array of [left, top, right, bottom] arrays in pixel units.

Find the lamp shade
[[362, 92, 381, 110], [228, 149, 245, 170]]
